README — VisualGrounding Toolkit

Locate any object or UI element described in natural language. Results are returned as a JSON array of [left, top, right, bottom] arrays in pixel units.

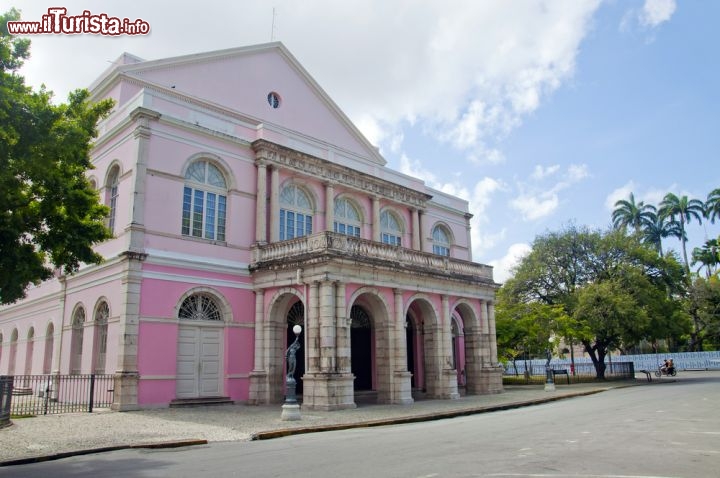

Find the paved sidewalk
[[0, 381, 639, 466]]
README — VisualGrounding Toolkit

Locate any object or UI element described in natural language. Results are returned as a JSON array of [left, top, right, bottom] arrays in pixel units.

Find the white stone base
[[281, 403, 302, 421], [544, 381, 556, 392]]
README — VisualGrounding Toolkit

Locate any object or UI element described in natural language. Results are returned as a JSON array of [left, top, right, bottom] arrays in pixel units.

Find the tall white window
[[8, 329, 18, 375], [432, 225, 451, 256], [70, 307, 85, 374], [24, 327, 34, 375], [106, 166, 120, 235], [94, 302, 109, 373], [279, 184, 313, 240], [182, 160, 227, 241], [334, 197, 361, 237], [380, 210, 402, 246], [43, 323, 54, 375]]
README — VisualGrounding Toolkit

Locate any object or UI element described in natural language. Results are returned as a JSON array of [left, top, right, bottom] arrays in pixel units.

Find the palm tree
[[612, 193, 656, 233], [641, 210, 683, 256], [658, 193, 705, 273], [706, 188, 720, 224], [692, 239, 719, 278]]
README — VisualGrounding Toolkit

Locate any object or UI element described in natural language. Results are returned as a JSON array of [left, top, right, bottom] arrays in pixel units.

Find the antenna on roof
[[271, 7, 277, 41]]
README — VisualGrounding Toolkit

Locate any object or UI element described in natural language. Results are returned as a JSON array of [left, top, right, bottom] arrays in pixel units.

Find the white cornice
[[144, 248, 250, 277]]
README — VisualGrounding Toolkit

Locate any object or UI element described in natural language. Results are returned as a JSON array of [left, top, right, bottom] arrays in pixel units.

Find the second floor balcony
[[250, 231, 495, 285]]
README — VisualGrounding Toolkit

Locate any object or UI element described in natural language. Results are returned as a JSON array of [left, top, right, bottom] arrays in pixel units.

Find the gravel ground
[[0, 383, 617, 464]]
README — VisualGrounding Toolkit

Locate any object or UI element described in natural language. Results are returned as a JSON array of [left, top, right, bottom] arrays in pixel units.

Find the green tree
[[683, 277, 720, 351], [612, 192, 655, 233], [1, 8, 114, 304], [658, 193, 705, 274], [502, 224, 685, 378], [705, 188, 720, 224], [641, 210, 683, 257], [692, 239, 719, 278]]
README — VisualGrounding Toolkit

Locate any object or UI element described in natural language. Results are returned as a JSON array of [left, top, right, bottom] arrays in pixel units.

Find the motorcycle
[[654, 366, 677, 377]]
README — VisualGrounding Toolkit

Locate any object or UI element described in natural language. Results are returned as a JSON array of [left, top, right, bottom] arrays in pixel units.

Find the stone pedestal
[[248, 371, 269, 405], [440, 369, 460, 399], [111, 371, 140, 411], [281, 403, 302, 421], [390, 370, 414, 405], [302, 372, 356, 411], [468, 366, 504, 395]]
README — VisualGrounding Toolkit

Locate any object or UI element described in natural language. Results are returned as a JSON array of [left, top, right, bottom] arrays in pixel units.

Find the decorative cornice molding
[[252, 140, 433, 209]]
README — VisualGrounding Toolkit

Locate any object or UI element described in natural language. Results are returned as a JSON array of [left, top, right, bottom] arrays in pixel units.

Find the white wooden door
[[176, 326, 222, 398]]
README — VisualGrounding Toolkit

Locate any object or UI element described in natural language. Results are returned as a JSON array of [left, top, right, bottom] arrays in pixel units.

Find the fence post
[[89, 374, 96, 413], [0, 376, 13, 428]]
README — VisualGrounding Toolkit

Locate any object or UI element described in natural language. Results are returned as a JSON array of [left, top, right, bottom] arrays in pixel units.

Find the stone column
[[372, 196, 380, 242], [392, 289, 413, 404], [270, 166, 280, 242], [127, 109, 158, 252], [335, 282, 350, 373], [306, 282, 320, 373], [255, 161, 267, 243], [319, 281, 336, 371], [418, 210, 426, 251], [411, 209, 420, 250], [440, 295, 460, 399], [249, 290, 268, 404], [488, 301, 498, 365], [111, 251, 146, 411], [325, 182, 334, 232]]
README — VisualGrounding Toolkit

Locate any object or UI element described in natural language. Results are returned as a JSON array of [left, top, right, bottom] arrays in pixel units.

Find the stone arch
[[347, 288, 391, 401], [9, 328, 19, 375], [405, 295, 442, 397], [279, 179, 318, 213], [266, 287, 306, 403], [70, 304, 86, 374]]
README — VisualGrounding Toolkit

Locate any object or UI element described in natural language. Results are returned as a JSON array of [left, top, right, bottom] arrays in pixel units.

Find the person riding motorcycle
[[660, 358, 675, 374]]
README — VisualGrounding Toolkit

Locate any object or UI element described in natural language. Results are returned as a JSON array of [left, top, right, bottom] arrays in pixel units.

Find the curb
[[0, 439, 208, 467], [251, 388, 608, 440]]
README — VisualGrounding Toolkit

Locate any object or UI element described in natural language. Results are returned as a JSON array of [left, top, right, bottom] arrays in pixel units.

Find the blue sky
[[10, 0, 719, 282]]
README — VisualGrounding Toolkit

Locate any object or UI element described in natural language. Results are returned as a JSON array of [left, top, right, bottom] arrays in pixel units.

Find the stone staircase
[[169, 396, 234, 408]]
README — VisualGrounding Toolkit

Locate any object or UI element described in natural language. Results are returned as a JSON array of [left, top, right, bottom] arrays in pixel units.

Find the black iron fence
[[6, 374, 114, 416], [1, 376, 12, 427], [503, 361, 635, 385]]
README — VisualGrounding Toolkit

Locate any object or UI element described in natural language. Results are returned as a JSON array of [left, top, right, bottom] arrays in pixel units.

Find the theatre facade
[[0, 43, 503, 410]]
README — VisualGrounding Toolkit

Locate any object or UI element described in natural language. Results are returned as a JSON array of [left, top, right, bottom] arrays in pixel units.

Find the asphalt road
[[3, 374, 718, 478]]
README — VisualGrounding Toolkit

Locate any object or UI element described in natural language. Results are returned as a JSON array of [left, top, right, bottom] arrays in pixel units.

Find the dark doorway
[[350, 305, 373, 390], [406, 315, 416, 388], [286, 301, 305, 396]]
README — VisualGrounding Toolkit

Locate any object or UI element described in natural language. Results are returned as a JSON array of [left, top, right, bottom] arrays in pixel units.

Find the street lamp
[[281, 324, 302, 421], [544, 337, 556, 392]]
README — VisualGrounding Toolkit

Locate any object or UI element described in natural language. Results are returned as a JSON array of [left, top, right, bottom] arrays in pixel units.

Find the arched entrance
[[350, 305, 373, 390], [176, 293, 224, 399], [406, 298, 440, 398], [286, 301, 305, 396]]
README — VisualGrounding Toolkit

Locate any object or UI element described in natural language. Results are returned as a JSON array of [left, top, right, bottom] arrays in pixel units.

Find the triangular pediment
[[99, 43, 384, 165]]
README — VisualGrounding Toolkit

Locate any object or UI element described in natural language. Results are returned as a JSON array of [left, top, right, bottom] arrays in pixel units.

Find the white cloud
[[16, 1, 602, 168], [510, 163, 589, 221], [531, 164, 560, 180], [639, 0, 677, 28], [605, 181, 637, 211], [605, 181, 671, 212], [489, 243, 532, 284]]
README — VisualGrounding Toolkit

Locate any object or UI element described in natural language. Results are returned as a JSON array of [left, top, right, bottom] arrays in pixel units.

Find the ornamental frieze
[[252, 139, 431, 208]]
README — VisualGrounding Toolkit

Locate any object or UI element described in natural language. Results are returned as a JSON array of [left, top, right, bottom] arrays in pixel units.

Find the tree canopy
[[500, 224, 687, 377], [1, 8, 114, 304]]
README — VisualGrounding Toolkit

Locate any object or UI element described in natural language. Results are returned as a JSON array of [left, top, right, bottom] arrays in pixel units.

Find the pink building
[[0, 43, 502, 410]]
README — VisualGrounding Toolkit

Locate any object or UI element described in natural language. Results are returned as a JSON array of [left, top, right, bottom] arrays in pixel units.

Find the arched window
[[8, 329, 18, 376], [24, 327, 35, 376], [94, 302, 109, 373], [70, 307, 85, 374], [43, 323, 54, 375], [106, 165, 120, 235], [380, 209, 402, 246], [334, 197, 361, 237], [178, 294, 223, 322], [182, 160, 227, 241], [432, 225, 452, 256], [279, 184, 313, 240]]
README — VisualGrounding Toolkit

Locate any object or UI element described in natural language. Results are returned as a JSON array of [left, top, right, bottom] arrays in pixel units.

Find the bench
[[552, 369, 570, 385], [637, 370, 653, 382]]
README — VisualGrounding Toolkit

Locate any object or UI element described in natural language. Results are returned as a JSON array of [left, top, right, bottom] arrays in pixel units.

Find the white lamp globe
[[292, 325, 302, 335]]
